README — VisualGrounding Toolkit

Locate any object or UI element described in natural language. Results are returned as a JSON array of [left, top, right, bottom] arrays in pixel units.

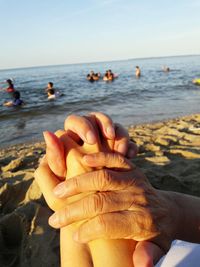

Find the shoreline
[[1, 113, 200, 266], [1, 111, 200, 150]]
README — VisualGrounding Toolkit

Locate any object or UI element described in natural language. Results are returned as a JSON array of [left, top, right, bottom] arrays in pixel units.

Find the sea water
[[0, 55, 200, 147]]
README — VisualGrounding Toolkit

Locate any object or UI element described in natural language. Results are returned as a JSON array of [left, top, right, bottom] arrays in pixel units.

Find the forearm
[[172, 191, 200, 243], [60, 226, 92, 267]]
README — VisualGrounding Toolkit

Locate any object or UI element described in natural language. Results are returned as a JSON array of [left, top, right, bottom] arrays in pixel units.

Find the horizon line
[[0, 53, 199, 72]]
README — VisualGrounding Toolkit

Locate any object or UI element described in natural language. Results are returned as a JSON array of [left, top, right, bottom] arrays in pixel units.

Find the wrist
[[169, 192, 200, 243], [168, 191, 185, 240], [158, 190, 183, 241]]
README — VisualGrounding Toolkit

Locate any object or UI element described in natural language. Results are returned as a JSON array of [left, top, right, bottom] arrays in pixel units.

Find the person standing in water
[[135, 66, 141, 78]]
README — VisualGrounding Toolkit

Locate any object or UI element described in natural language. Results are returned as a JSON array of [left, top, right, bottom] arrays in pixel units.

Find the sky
[[0, 0, 200, 69]]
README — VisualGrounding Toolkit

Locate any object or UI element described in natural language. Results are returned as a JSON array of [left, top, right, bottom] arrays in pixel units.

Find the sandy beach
[[1, 113, 200, 266]]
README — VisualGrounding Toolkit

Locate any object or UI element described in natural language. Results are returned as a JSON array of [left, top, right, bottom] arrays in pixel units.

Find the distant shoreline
[[0, 53, 199, 72]]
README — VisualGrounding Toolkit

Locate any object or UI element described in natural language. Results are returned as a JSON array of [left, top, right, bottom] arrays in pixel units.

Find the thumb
[[133, 241, 165, 267], [43, 131, 66, 178]]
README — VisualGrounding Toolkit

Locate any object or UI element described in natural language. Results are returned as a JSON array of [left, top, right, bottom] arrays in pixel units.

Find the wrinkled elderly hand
[[35, 112, 139, 267], [49, 152, 180, 257], [35, 112, 137, 212], [64, 112, 137, 158], [45, 112, 138, 179]]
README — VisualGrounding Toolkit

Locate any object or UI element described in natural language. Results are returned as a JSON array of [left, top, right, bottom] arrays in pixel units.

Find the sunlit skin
[[35, 113, 164, 266], [46, 117, 136, 267], [135, 66, 141, 78], [36, 113, 138, 267], [35, 112, 200, 266]]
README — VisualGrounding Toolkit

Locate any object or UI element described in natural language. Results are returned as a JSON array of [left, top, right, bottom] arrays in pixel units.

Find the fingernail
[[117, 143, 127, 155], [43, 131, 56, 152], [53, 182, 68, 197], [106, 126, 115, 139], [49, 213, 59, 227], [43, 131, 51, 147], [86, 130, 96, 144]]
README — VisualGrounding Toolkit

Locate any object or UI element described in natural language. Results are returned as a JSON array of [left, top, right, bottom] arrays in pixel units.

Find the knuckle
[[96, 214, 108, 234], [137, 208, 156, 236], [98, 152, 107, 163], [115, 153, 127, 166], [95, 169, 113, 190], [110, 153, 129, 168], [132, 191, 148, 206], [145, 210, 154, 225], [90, 193, 105, 214], [82, 193, 105, 217], [70, 176, 80, 192], [129, 212, 145, 239], [143, 210, 159, 238], [91, 111, 111, 122], [58, 208, 69, 226]]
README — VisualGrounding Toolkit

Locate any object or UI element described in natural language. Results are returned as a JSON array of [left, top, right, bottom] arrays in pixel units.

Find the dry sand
[[1, 113, 200, 266]]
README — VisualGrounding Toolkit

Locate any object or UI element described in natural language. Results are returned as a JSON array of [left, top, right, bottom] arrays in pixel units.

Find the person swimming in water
[[93, 73, 100, 81], [87, 71, 96, 82], [3, 90, 24, 107], [103, 70, 115, 81], [47, 88, 56, 100], [87, 74, 94, 82], [46, 82, 62, 98], [46, 82, 54, 92], [87, 71, 102, 82], [163, 66, 170, 72], [192, 78, 200, 85]]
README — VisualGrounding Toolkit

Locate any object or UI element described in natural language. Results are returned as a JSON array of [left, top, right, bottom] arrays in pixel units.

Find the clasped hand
[[35, 112, 180, 266]]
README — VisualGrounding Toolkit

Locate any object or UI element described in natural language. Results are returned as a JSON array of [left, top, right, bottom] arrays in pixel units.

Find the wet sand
[[1, 113, 200, 266]]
